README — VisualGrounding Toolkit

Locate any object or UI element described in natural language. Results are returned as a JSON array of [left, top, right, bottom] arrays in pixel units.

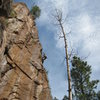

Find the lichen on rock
[[0, 2, 52, 100]]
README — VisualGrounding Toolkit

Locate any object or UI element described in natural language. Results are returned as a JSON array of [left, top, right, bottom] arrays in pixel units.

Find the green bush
[[30, 5, 41, 19]]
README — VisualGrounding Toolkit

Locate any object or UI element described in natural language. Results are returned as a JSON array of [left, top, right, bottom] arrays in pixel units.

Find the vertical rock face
[[0, 0, 13, 16], [0, 2, 52, 100]]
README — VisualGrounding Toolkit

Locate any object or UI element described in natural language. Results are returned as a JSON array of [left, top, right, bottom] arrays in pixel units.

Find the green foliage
[[71, 56, 99, 100], [30, 5, 41, 19], [62, 95, 68, 100], [97, 91, 100, 100], [53, 97, 59, 100]]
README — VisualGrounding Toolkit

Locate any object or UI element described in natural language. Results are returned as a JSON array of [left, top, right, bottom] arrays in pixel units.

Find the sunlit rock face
[[0, 2, 52, 100]]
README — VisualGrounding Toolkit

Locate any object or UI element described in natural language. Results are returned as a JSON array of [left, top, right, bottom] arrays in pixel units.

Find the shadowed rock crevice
[[0, 0, 12, 17], [0, 98, 8, 100], [0, 2, 52, 100]]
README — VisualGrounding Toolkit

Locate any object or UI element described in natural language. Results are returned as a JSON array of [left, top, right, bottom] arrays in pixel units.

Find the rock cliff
[[0, 2, 52, 100]]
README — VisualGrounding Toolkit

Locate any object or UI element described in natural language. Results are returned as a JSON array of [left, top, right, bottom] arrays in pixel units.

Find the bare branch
[[59, 36, 64, 39], [81, 52, 91, 60], [52, 8, 72, 100]]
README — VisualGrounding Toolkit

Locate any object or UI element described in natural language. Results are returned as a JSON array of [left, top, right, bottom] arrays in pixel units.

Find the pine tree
[[53, 97, 59, 100], [71, 56, 99, 100], [62, 95, 68, 100], [97, 91, 100, 100]]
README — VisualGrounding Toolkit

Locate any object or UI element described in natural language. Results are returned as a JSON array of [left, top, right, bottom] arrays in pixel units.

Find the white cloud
[[52, 10, 100, 98], [36, 0, 68, 27], [78, 14, 95, 36], [68, 14, 100, 81], [55, 13, 96, 49], [34, 0, 100, 99], [55, 34, 64, 48]]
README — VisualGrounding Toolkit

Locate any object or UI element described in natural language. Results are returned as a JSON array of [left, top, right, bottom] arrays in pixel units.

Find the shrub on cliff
[[30, 5, 41, 19]]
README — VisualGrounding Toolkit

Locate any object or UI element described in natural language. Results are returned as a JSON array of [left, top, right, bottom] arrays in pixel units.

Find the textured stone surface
[[0, 2, 52, 100]]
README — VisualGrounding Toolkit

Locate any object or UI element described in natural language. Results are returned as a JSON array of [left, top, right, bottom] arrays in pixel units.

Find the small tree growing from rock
[[30, 5, 41, 19]]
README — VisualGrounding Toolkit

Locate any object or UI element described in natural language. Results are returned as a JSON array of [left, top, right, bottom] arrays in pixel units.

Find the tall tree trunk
[[59, 21, 72, 100]]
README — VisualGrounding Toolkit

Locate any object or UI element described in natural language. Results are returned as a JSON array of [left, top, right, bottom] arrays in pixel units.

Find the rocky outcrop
[[0, 2, 52, 100], [0, 0, 13, 16]]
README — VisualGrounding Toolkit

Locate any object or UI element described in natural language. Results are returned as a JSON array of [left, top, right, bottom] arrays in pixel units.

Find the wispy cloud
[[34, 0, 100, 99], [69, 13, 100, 74]]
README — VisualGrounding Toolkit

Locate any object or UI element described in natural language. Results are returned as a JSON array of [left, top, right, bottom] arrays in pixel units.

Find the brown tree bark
[[54, 9, 72, 100]]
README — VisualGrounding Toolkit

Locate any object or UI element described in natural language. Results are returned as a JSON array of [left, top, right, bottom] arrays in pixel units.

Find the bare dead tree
[[52, 9, 72, 100]]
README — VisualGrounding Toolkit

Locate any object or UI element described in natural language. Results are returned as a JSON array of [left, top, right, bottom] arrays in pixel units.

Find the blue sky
[[15, 0, 100, 99]]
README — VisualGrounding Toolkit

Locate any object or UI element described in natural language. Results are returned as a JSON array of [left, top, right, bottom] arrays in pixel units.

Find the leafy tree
[[71, 56, 99, 100], [30, 5, 41, 19]]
